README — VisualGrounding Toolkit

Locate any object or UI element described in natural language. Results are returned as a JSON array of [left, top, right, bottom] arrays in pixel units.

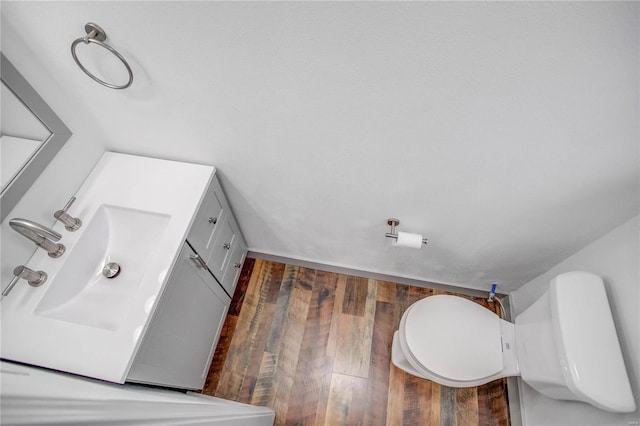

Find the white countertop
[[1, 152, 214, 383]]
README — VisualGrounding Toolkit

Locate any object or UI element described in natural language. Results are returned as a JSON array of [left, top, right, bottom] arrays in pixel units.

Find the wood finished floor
[[203, 258, 510, 426]]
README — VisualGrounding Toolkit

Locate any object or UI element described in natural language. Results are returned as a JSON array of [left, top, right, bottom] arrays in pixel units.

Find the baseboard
[[248, 250, 507, 299]]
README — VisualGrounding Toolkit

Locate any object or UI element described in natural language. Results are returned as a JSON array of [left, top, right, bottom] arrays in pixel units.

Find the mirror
[[0, 53, 72, 221], [1, 75, 51, 189]]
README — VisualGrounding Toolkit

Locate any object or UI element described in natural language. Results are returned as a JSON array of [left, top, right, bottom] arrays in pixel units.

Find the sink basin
[[1, 152, 214, 383], [34, 205, 170, 331]]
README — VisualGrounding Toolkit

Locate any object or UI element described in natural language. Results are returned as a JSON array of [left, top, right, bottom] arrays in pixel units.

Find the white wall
[[511, 216, 639, 426], [1, 1, 637, 294]]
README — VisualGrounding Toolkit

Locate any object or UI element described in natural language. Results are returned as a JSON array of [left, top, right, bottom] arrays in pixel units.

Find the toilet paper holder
[[385, 218, 428, 245]]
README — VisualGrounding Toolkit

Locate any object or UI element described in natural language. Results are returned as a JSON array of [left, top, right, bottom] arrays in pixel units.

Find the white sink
[[1, 152, 214, 383], [34, 205, 171, 331]]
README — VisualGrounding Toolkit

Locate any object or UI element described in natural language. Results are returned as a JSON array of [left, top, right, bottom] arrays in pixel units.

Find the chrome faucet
[[9, 218, 66, 258], [1, 266, 47, 298]]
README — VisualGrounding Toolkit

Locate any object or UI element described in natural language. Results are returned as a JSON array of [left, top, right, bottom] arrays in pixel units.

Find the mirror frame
[[1, 52, 72, 221]]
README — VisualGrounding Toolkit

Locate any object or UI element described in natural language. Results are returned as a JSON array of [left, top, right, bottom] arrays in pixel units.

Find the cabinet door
[[206, 214, 240, 281], [127, 243, 230, 390], [187, 176, 227, 262], [220, 233, 247, 296]]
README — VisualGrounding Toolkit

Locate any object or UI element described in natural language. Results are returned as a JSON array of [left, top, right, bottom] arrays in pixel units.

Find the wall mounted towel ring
[[71, 22, 133, 89]]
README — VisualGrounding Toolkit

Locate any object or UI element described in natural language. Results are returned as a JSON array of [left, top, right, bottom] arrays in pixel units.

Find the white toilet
[[391, 271, 636, 413]]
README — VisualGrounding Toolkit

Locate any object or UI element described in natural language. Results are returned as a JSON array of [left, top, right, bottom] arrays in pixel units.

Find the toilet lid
[[402, 295, 503, 382]]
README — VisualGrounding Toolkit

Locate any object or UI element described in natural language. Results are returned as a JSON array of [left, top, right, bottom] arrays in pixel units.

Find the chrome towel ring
[[71, 22, 133, 89]]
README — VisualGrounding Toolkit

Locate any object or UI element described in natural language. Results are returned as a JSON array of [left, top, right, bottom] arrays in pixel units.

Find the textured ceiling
[[2, 1, 638, 292]]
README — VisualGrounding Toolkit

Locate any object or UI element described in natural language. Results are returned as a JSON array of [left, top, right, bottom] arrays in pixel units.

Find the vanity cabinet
[[127, 174, 247, 390]]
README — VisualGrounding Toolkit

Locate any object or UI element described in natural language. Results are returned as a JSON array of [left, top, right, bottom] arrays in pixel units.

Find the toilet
[[391, 271, 636, 413]]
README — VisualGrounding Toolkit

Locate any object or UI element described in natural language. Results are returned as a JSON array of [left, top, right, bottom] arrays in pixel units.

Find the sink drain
[[102, 262, 121, 279]]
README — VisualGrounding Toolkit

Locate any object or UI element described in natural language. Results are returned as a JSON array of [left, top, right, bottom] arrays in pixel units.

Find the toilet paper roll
[[393, 231, 423, 249]]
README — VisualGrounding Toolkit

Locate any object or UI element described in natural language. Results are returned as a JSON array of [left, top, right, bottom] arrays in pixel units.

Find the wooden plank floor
[[203, 258, 510, 426]]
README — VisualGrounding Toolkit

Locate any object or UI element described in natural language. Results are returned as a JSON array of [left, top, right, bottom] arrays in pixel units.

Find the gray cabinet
[[127, 174, 247, 390]]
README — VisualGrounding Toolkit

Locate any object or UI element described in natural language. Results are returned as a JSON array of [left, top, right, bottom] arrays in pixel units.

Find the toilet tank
[[515, 271, 636, 413]]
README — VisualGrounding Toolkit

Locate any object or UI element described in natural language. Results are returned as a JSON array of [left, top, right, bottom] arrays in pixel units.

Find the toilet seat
[[399, 295, 503, 383]]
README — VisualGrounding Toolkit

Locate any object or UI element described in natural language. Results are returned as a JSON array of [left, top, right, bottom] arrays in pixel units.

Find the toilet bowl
[[391, 271, 636, 413], [393, 295, 519, 388]]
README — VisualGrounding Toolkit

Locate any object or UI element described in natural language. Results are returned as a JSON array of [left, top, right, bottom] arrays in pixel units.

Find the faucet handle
[[1, 266, 47, 298], [13, 266, 47, 287], [54, 196, 82, 231], [1, 276, 20, 299]]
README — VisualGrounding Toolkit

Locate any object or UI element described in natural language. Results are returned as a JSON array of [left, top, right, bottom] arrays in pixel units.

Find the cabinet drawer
[[187, 176, 227, 261]]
